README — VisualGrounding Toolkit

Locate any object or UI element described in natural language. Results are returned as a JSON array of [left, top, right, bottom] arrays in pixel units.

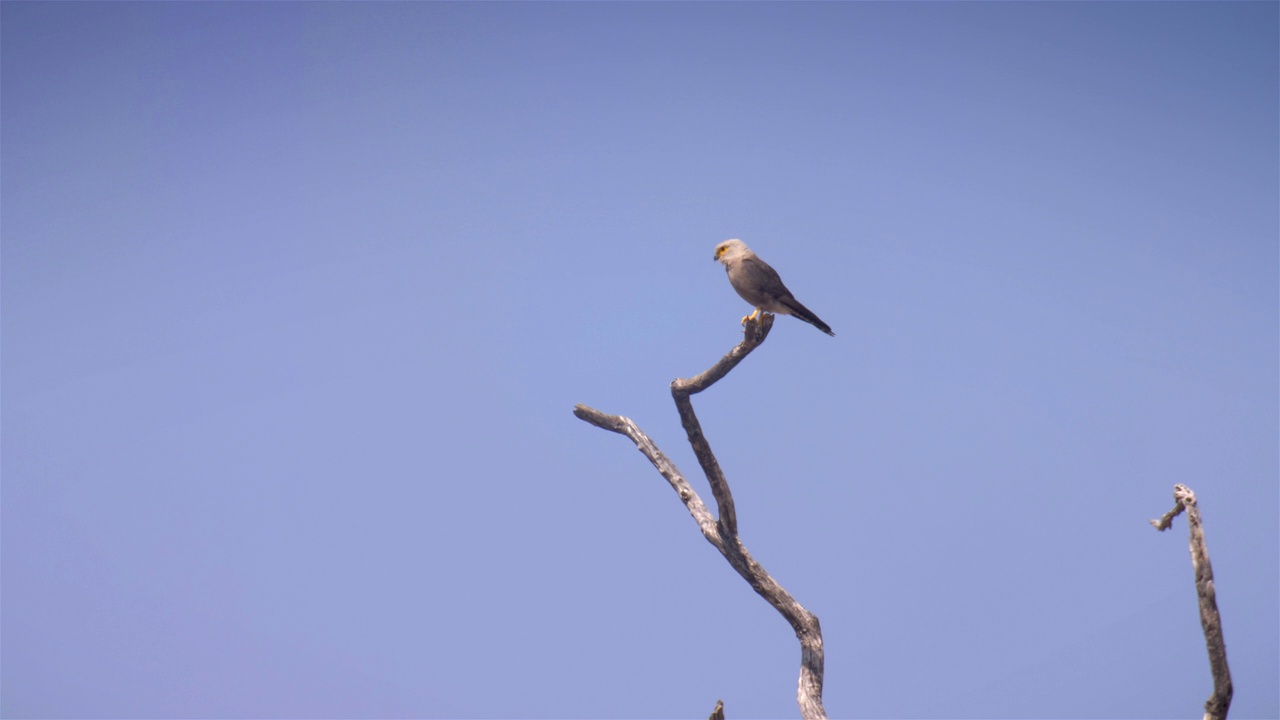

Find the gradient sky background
[[3, 3, 1277, 719]]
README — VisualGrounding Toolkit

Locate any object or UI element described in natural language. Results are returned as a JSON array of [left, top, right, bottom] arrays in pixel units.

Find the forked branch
[[574, 314, 827, 720], [1150, 484, 1233, 720]]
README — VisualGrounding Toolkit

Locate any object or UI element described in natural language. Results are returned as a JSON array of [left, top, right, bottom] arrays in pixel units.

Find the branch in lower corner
[[1151, 484, 1233, 720]]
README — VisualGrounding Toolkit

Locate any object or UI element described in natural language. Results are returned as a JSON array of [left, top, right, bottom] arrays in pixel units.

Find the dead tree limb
[[1150, 484, 1233, 720], [574, 313, 827, 720]]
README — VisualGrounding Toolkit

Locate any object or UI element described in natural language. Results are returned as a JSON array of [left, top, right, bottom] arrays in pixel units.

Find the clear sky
[[3, 3, 1277, 719]]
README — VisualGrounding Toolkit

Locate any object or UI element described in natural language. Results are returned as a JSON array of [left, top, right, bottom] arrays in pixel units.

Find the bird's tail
[[781, 298, 834, 336]]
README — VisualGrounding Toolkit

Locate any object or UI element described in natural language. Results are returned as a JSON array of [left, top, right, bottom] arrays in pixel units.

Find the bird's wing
[[736, 255, 790, 301]]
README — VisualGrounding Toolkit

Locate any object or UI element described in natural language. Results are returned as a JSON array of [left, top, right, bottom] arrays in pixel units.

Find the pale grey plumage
[[713, 239, 834, 336]]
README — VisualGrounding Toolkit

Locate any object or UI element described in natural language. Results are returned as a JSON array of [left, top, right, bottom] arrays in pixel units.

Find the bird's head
[[714, 238, 750, 265]]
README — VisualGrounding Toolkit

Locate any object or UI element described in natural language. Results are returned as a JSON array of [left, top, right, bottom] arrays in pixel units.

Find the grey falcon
[[713, 239, 834, 336]]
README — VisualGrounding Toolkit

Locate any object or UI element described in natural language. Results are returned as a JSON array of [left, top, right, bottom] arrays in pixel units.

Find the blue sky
[[3, 3, 1277, 718]]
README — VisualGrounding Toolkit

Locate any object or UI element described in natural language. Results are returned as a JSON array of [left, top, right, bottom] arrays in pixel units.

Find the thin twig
[[575, 313, 827, 720], [1150, 484, 1233, 720], [1148, 498, 1186, 531]]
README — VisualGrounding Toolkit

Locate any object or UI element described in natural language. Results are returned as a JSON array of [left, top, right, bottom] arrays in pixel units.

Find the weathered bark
[[574, 313, 827, 719], [1150, 484, 1233, 720]]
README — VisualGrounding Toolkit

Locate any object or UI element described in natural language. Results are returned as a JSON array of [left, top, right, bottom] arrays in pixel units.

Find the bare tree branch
[[668, 313, 775, 539], [572, 404, 722, 546], [574, 313, 827, 720], [1151, 484, 1233, 720]]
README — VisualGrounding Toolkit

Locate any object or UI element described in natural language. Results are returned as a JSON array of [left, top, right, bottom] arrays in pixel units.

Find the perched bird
[[713, 239, 834, 336]]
